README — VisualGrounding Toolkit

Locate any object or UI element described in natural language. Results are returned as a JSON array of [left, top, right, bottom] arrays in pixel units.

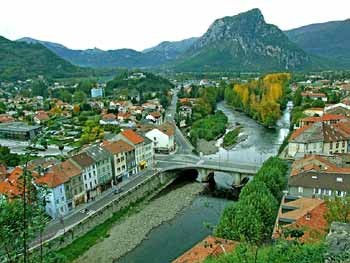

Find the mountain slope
[[142, 37, 198, 60], [285, 19, 350, 67], [172, 9, 320, 72], [0, 36, 86, 80], [18, 37, 196, 68]]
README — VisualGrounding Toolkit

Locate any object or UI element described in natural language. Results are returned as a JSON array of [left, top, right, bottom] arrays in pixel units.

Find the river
[[116, 102, 292, 263]]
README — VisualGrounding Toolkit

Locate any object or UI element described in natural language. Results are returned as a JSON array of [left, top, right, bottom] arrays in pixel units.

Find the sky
[[1, 0, 349, 51]]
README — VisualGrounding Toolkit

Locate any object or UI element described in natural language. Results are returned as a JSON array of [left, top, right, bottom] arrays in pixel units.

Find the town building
[[287, 122, 350, 158], [70, 152, 99, 201], [103, 140, 137, 183], [272, 196, 327, 243], [288, 155, 350, 198], [51, 160, 85, 210], [84, 145, 114, 192], [0, 122, 41, 141], [173, 236, 237, 263], [117, 129, 154, 171], [145, 123, 175, 153], [36, 171, 69, 219], [301, 92, 328, 102]]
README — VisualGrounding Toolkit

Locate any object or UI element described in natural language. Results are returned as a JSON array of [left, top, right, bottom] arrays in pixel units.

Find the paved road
[[31, 169, 157, 247]]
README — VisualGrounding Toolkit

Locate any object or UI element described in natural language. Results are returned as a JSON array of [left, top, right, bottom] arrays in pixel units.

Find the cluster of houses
[[274, 100, 350, 242], [0, 120, 177, 219]]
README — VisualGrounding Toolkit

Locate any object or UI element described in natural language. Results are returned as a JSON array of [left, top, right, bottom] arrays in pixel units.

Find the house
[[103, 140, 137, 183], [34, 110, 49, 124], [0, 122, 41, 141], [145, 123, 175, 153], [0, 114, 14, 123], [117, 129, 154, 171], [288, 155, 350, 198], [70, 152, 99, 201], [84, 145, 114, 191], [302, 107, 324, 117], [301, 92, 328, 102], [100, 113, 119, 126], [324, 103, 350, 116], [0, 167, 25, 201], [172, 236, 237, 263], [145, 111, 163, 125], [36, 171, 69, 219], [51, 160, 85, 210], [272, 196, 327, 243], [287, 122, 350, 158], [298, 114, 348, 129], [117, 112, 132, 122]]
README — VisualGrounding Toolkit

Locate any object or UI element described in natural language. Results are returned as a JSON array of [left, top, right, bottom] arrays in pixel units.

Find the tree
[[31, 80, 48, 98], [0, 162, 51, 263], [216, 180, 279, 244], [293, 87, 303, 107], [72, 90, 87, 104], [80, 120, 104, 145], [325, 196, 350, 224], [0, 102, 7, 114]]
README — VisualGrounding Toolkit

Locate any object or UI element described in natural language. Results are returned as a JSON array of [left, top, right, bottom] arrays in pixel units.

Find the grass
[[56, 191, 152, 262]]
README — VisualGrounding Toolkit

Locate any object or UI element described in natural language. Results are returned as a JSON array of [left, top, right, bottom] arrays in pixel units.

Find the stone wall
[[32, 171, 177, 253]]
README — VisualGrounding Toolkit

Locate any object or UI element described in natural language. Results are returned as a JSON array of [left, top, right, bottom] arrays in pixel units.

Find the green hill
[[285, 19, 350, 68], [0, 36, 88, 80]]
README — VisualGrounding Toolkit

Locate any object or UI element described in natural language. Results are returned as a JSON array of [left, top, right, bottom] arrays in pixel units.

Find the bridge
[[155, 153, 260, 187], [158, 87, 261, 186]]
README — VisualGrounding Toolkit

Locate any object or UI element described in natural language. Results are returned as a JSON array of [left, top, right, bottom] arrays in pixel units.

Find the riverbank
[[75, 182, 205, 263]]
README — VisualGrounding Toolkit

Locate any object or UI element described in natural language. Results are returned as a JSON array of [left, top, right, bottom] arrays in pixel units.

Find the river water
[[117, 102, 292, 263]]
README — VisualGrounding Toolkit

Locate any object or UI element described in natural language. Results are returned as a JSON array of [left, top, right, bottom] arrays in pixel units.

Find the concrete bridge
[[155, 154, 260, 187]]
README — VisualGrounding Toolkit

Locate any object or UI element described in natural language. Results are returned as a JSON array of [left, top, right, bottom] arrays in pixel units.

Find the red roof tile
[[172, 236, 237, 263], [103, 140, 134, 154], [121, 129, 144, 145]]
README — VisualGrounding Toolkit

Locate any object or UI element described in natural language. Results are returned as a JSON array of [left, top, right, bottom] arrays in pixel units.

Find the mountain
[[0, 36, 87, 80], [171, 8, 321, 72], [142, 37, 198, 60], [18, 37, 197, 69], [285, 19, 350, 67]]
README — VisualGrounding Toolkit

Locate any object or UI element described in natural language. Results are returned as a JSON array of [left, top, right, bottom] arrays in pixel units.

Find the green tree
[[293, 87, 303, 107], [72, 90, 87, 104], [325, 196, 350, 224], [80, 120, 104, 144]]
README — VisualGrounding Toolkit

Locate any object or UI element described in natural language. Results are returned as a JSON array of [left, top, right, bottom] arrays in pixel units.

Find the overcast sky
[[1, 0, 349, 51]]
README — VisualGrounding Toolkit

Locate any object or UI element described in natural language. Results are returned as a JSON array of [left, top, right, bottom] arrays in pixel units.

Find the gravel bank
[[75, 182, 204, 263]]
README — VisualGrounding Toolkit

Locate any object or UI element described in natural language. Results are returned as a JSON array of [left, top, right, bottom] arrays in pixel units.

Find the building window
[[336, 142, 339, 148], [298, 187, 303, 193], [343, 141, 346, 147]]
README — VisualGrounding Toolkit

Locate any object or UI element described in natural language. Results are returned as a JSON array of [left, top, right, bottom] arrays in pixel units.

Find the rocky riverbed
[[75, 182, 205, 263]]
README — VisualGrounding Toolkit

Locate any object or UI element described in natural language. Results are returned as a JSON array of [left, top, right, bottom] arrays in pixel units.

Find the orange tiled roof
[[150, 111, 161, 118], [289, 125, 311, 141], [51, 160, 81, 179], [121, 129, 144, 144], [172, 236, 237, 263], [0, 114, 15, 123], [36, 172, 69, 188], [158, 123, 175, 137], [273, 197, 328, 243], [301, 92, 326, 97], [103, 140, 134, 154], [102, 113, 116, 120], [35, 111, 49, 121]]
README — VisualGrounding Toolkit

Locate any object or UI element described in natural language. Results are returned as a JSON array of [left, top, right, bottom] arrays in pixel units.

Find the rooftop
[[121, 129, 144, 145], [172, 236, 237, 263], [0, 122, 41, 132]]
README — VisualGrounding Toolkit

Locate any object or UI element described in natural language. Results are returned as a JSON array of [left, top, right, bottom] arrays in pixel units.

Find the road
[[165, 86, 194, 155], [31, 168, 156, 247]]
